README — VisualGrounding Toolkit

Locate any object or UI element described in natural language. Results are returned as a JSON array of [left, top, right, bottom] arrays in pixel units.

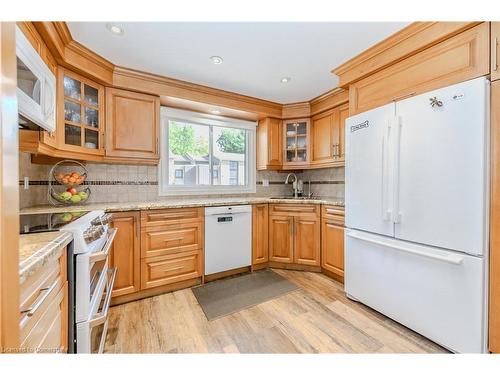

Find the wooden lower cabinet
[[320, 205, 345, 282], [321, 220, 345, 280], [294, 217, 321, 266], [141, 250, 202, 290], [141, 222, 203, 258], [269, 215, 294, 263], [19, 249, 67, 353], [268, 204, 320, 267], [252, 204, 269, 265], [109, 211, 141, 298], [21, 282, 68, 353], [139, 208, 204, 291]]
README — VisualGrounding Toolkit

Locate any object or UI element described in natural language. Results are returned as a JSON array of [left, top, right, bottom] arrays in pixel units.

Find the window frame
[[159, 107, 256, 196]]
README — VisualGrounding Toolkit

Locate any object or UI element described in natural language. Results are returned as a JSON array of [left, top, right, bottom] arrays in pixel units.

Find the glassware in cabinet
[[283, 118, 310, 165], [57, 68, 104, 155]]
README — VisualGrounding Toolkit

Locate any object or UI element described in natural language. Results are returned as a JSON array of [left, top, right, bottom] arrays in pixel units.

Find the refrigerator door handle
[[382, 119, 392, 221], [346, 231, 465, 265], [392, 115, 402, 224]]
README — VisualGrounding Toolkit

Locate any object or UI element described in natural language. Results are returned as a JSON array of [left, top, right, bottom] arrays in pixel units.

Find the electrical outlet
[[262, 179, 269, 187], [24, 177, 29, 190]]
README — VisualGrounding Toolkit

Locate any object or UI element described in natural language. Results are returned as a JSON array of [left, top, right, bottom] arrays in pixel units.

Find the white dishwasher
[[204, 205, 252, 276]]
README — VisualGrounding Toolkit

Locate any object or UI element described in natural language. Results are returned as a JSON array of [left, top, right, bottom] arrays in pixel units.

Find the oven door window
[[17, 57, 41, 104]]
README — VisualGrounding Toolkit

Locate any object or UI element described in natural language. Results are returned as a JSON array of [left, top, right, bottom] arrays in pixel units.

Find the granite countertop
[[19, 231, 72, 284], [18, 196, 343, 282], [20, 196, 344, 214]]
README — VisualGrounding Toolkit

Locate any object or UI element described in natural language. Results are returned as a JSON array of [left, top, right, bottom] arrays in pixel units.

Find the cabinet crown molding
[[332, 21, 483, 88]]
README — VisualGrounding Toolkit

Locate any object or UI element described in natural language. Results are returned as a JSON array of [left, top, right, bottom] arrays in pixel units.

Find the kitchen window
[[159, 107, 256, 195]]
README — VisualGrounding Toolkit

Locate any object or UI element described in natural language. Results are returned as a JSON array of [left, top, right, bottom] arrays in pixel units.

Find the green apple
[[60, 191, 72, 200], [60, 213, 73, 222], [70, 195, 82, 203], [78, 191, 88, 201]]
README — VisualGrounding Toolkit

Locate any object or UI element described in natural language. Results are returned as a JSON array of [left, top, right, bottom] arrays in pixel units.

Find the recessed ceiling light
[[106, 23, 124, 36], [281, 77, 291, 83], [210, 56, 223, 65], [210, 109, 221, 115]]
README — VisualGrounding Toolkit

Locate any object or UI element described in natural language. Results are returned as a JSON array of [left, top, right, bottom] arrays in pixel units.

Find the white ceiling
[[68, 22, 409, 104]]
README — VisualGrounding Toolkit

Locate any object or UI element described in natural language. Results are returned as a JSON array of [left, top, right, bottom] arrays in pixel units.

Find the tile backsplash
[[19, 152, 344, 208]]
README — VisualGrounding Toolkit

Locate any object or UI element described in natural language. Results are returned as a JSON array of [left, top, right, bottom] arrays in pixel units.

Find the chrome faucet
[[285, 173, 299, 198], [306, 179, 313, 198]]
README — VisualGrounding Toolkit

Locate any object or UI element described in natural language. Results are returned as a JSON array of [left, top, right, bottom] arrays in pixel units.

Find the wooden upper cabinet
[[105, 87, 160, 160], [252, 204, 269, 265], [257, 117, 282, 170], [349, 22, 490, 115], [269, 215, 294, 263], [57, 67, 105, 156], [283, 118, 310, 168], [311, 109, 337, 165], [294, 217, 320, 266], [338, 104, 349, 160], [109, 211, 141, 299], [310, 102, 348, 167], [492, 22, 500, 81]]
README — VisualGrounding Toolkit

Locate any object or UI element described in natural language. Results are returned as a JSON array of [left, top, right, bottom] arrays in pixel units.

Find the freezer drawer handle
[[347, 232, 465, 265]]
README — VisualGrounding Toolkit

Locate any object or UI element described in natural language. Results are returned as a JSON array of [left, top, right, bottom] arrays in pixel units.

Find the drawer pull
[[274, 206, 315, 212], [164, 237, 184, 242], [21, 279, 59, 317], [164, 265, 184, 272], [326, 209, 344, 215], [147, 212, 196, 220]]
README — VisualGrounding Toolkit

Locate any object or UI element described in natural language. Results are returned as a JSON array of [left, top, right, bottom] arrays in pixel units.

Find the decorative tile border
[[19, 180, 158, 186], [21, 180, 344, 186]]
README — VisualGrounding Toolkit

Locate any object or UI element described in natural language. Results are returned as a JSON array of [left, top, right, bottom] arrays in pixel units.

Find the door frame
[[0, 21, 20, 352]]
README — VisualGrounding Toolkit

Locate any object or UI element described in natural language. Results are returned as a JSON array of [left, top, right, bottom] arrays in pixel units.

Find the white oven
[[76, 267, 116, 353], [16, 26, 56, 132], [75, 228, 116, 323], [63, 211, 117, 353]]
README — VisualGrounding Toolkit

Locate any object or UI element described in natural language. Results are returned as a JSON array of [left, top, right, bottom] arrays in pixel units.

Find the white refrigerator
[[345, 77, 489, 353]]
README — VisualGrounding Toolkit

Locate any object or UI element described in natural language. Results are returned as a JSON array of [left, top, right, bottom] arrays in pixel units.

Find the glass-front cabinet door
[[57, 68, 104, 156], [283, 118, 310, 167]]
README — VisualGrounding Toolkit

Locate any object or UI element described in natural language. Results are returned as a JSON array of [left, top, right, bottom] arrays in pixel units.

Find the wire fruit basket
[[48, 159, 91, 206]]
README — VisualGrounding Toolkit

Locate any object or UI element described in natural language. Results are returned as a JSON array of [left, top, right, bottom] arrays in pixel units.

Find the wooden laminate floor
[[104, 269, 448, 353]]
